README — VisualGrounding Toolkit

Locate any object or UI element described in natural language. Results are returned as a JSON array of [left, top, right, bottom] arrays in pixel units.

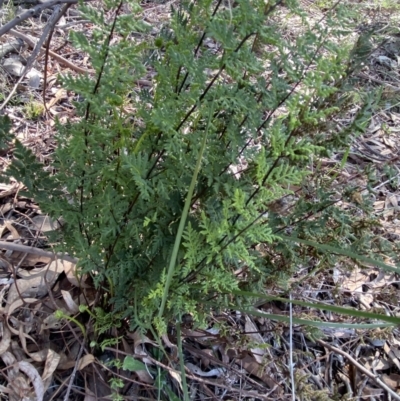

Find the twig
[[8, 28, 92, 74], [373, 172, 400, 191], [0, 39, 24, 58], [289, 292, 295, 401], [63, 337, 84, 401], [43, 2, 72, 115], [0, 240, 77, 263], [0, 0, 78, 36], [357, 72, 400, 92], [0, 5, 64, 110], [102, 347, 274, 400], [317, 339, 400, 401]]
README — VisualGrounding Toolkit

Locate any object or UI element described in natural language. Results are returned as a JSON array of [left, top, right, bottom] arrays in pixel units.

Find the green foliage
[[0, 115, 12, 151], [122, 356, 146, 372], [0, 0, 394, 333], [23, 99, 44, 119]]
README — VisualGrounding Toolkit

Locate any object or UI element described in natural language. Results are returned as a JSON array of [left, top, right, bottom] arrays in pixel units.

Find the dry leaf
[[4, 221, 20, 240], [78, 354, 95, 370], [17, 361, 44, 401], [63, 259, 89, 288], [384, 342, 400, 370], [45, 88, 67, 110], [41, 312, 64, 331], [337, 267, 369, 293], [0, 326, 11, 355], [61, 290, 80, 314], [240, 352, 283, 396], [7, 298, 37, 320], [18, 325, 47, 363], [169, 370, 182, 390], [10, 375, 32, 401], [162, 333, 178, 359], [42, 349, 61, 391], [30, 215, 62, 233], [135, 369, 154, 384], [6, 261, 64, 308], [244, 315, 267, 364], [185, 362, 224, 378], [381, 373, 400, 391], [0, 183, 21, 199], [128, 331, 157, 365], [84, 387, 97, 401]]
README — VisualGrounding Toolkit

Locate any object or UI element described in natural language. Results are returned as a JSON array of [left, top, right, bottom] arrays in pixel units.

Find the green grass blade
[[230, 289, 400, 325], [158, 99, 215, 319], [176, 320, 189, 401], [281, 235, 400, 274], [239, 308, 395, 329]]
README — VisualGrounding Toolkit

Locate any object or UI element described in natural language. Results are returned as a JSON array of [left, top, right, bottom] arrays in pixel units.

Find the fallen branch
[[0, 0, 78, 37], [0, 6, 68, 110], [0, 240, 78, 264], [317, 339, 400, 401], [9, 29, 92, 75]]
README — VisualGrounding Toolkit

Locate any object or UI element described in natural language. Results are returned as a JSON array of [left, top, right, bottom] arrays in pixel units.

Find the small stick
[[8, 28, 91, 74], [0, 240, 77, 263], [0, 0, 78, 37], [0, 5, 64, 110], [317, 339, 400, 401]]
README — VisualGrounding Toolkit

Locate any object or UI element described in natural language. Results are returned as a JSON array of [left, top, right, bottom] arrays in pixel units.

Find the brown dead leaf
[[41, 312, 63, 331], [0, 326, 11, 355], [4, 252, 56, 267], [363, 356, 390, 370], [17, 361, 44, 401], [384, 342, 400, 370], [45, 88, 67, 110], [4, 221, 20, 240], [2, 352, 44, 401], [19, 325, 47, 363], [337, 267, 369, 293], [238, 352, 283, 396], [6, 261, 64, 308], [387, 194, 399, 210], [63, 259, 90, 288], [1, 350, 17, 372], [84, 387, 97, 401], [0, 183, 21, 199], [78, 354, 95, 370], [169, 370, 182, 390], [162, 333, 178, 359], [86, 364, 112, 398], [244, 315, 268, 364], [7, 277, 48, 305], [135, 369, 154, 384], [362, 385, 384, 398], [42, 349, 60, 390], [30, 215, 62, 233], [56, 353, 95, 371], [61, 290, 80, 314], [128, 331, 157, 365], [381, 373, 400, 392], [9, 375, 31, 401]]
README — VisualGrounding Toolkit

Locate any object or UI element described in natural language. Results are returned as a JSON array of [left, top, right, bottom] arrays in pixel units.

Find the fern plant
[[0, 0, 389, 333]]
